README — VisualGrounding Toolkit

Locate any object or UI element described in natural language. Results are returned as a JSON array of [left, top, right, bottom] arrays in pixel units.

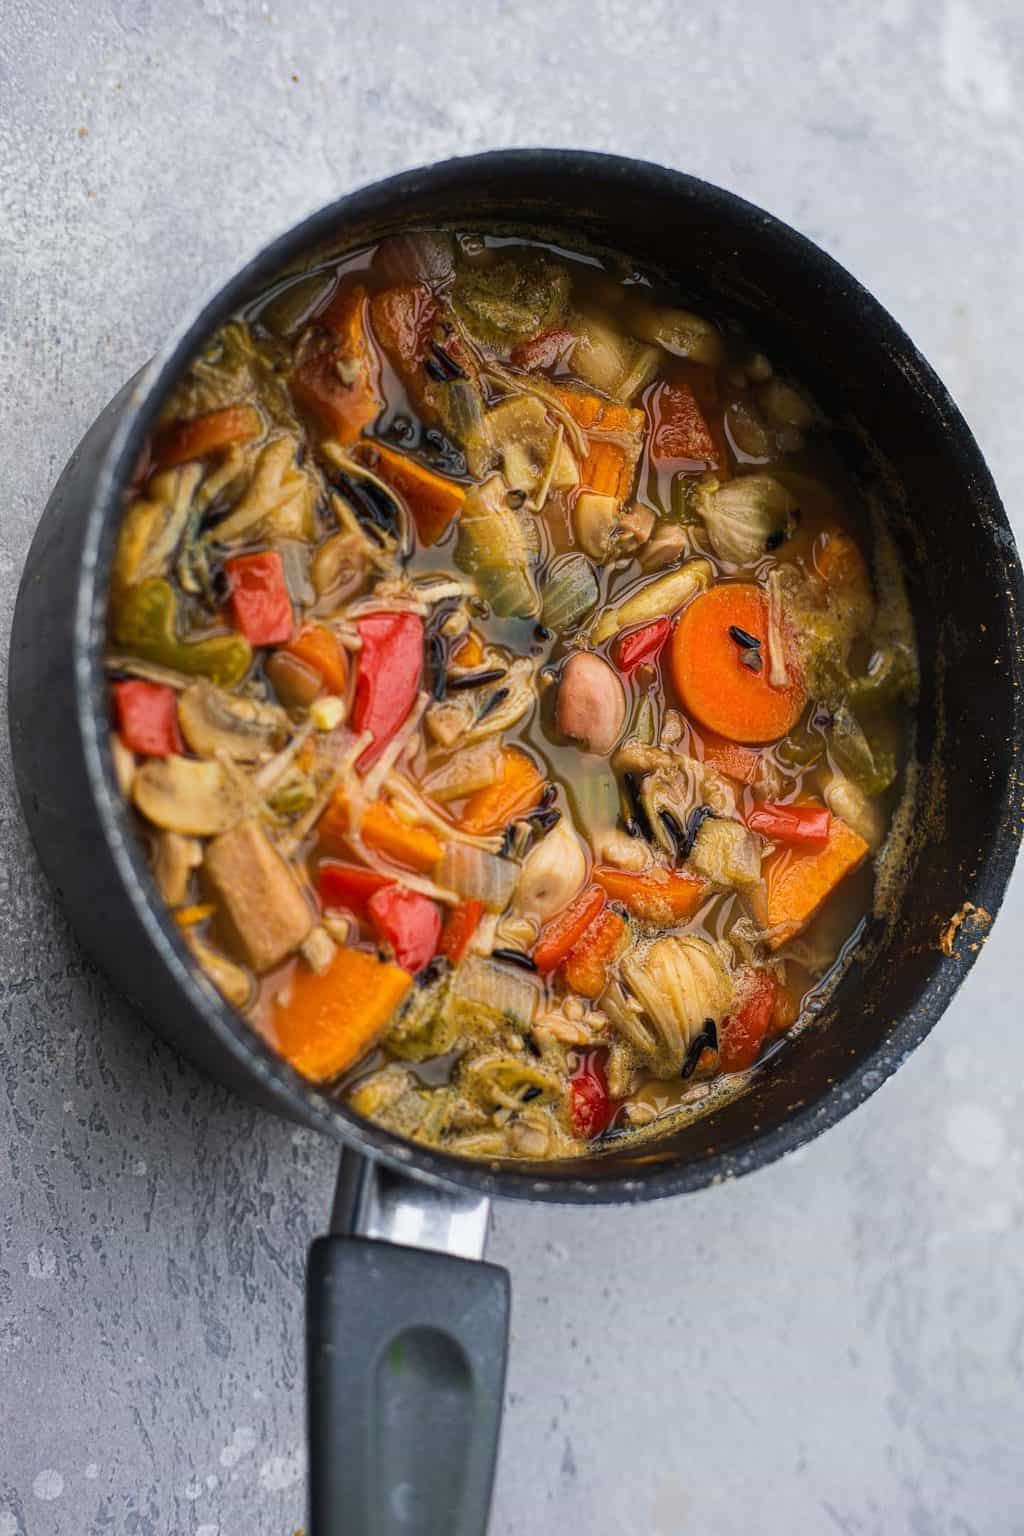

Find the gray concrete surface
[[2, 1, 1023, 1531]]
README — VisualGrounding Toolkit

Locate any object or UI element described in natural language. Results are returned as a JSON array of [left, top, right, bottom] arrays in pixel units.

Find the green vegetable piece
[[829, 705, 897, 796], [455, 480, 541, 619], [259, 272, 336, 338], [266, 773, 316, 818], [541, 554, 599, 633], [452, 252, 570, 346], [386, 965, 456, 1062], [112, 577, 252, 688], [847, 644, 917, 712]]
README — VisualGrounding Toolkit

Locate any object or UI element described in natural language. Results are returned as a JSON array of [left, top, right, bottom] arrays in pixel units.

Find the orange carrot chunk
[[290, 284, 381, 444], [752, 817, 870, 950], [670, 582, 806, 744], [284, 624, 349, 695], [533, 887, 607, 975], [271, 947, 412, 1082], [592, 866, 706, 923], [353, 440, 465, 546], [458, 748, 545, 835], [559, 907, 628, 998], [700, 734, 765, 786], [153, 404, 262, 467], [553, 388, 645, 503], [318, 790, 444, 875]]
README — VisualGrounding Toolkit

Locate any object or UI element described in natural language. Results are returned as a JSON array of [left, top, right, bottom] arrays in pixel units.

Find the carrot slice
[[559, 907, 628, 998], [290, 284, 381, 444], [284, 624, 349, 695], [318, 791, 444, 874], [458, 748, 545, 835], [670, 582, 806, 744], [533, 887, 606, 974], [751, 817, 870, 950], [270, 947, 412, 1081], [553, 387, 645, 503], [592, 866, 705, 923], [153, 405, 261, 467], [353, 440, 465, 546], [700, 734, 764, 786]]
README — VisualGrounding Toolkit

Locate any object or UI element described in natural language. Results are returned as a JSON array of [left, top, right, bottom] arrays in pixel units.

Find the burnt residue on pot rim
[[70, 150, 1024, 1204]]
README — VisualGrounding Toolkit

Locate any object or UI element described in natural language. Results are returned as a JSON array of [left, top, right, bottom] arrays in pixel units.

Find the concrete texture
[[1, 1, 1023, 1531]]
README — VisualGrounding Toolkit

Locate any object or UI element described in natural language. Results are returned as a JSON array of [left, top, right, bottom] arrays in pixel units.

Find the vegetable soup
[[106, 230, 917, 1160]]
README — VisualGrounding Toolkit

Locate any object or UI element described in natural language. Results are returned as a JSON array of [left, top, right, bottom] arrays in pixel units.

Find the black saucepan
[[9, 151, 1024, 1535]]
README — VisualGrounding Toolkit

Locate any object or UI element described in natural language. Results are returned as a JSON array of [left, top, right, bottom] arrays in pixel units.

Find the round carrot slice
[[670, 582, 805, 744]]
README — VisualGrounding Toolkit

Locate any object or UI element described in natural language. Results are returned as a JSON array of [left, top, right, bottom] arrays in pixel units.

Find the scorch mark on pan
[[938, 901, 991, 957]]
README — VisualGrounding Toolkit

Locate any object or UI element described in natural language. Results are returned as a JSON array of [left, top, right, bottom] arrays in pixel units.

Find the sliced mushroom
[[133, 756, 247, 836], [210, 434, 316, 544], [184, 931, 255, 1011], [311, 529, 370, 607], [178, 680, 289, 762], [150, 830, 203, 906], [202, 818, 314, 973]]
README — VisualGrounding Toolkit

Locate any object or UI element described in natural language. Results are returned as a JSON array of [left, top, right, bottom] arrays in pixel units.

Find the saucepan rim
[[74, 148, 1024, 1204]]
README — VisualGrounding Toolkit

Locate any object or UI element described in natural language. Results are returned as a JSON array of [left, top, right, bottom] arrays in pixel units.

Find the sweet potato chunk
[[554, 387, 645, 506], [203, 819, 313, 972], [753, 816, 869, 950], [270, 947, 413, 1082]]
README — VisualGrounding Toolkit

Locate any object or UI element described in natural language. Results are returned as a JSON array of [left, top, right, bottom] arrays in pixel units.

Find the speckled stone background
[[2, 2, 1023, 1532]]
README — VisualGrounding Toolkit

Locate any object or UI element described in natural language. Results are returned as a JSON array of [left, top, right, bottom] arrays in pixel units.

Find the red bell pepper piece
[[318, 861, 393, 919], [570, 1050, 616, 1140], [224, 552, 293, 646], [352, 612, 424, 770], [747, 802, 831, 850], [613, 616, 672, 673], [439, 899, 484, 965], [368, 885, 441, 974], [111, 680, 184, 757], [719, 969, 777, 1073]]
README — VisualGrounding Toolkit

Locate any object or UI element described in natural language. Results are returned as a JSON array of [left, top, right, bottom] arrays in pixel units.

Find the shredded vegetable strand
[[362, 692, 431, 799], [385, 772, 505, 853]]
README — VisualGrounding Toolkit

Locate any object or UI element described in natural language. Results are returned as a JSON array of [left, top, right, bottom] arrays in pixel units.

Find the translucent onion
[[541, 554, 600, 633], [449, 956, 543, 1030], [437, 843, 520, 912]]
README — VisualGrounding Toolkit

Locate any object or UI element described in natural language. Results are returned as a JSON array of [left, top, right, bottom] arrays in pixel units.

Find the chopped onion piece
[[437, 843, 520, 912]]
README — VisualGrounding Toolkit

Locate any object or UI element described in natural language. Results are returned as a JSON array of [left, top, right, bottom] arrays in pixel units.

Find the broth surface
[[105, 230, 917, 1160]]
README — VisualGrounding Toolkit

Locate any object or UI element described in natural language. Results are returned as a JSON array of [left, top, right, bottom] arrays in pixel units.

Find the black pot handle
[[307, 1149, 510, 1535]]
